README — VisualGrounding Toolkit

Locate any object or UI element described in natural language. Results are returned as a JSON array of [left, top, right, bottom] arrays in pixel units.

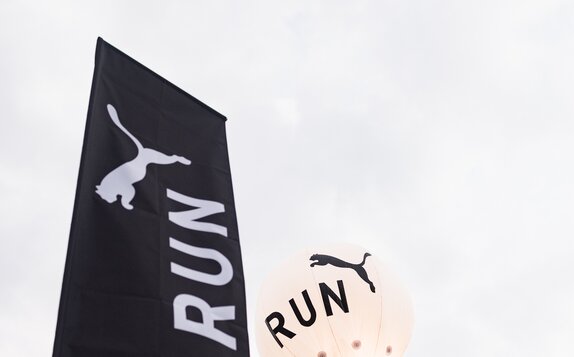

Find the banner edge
[[98, 37, 228, 122]]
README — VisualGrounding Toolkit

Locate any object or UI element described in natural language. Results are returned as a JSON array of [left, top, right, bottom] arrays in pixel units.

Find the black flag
[[53, 38, 249, 357]]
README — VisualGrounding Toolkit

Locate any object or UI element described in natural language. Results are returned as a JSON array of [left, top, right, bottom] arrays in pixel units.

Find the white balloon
[[255, 243, 414, 357]]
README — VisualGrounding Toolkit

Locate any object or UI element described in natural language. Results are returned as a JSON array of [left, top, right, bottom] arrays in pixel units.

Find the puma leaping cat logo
[[310, 253, 376, 293], [95, 104, 191, 210]]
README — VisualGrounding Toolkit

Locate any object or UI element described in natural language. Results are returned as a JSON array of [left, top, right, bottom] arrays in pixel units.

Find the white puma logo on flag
[[95, 104, 191, 210]]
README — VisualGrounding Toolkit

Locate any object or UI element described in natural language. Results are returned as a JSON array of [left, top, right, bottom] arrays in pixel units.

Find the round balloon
[[255, 243, 413, 357]]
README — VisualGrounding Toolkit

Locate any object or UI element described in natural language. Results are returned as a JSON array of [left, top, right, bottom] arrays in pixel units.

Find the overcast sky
[[1, 0, 574, 356]]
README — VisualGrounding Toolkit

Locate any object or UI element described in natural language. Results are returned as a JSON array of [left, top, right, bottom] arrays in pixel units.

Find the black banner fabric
[[53, 38, 249, 357]]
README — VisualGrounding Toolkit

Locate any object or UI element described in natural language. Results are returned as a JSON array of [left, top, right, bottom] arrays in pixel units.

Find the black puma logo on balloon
[[310, 253, 376, 293]]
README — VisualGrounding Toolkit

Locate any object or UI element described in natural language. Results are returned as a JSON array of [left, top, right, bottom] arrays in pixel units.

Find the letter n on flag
[[52, 38, 250, 357]]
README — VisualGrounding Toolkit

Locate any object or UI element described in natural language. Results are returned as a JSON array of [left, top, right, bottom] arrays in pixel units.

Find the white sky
[[1, 0, 574, 356]]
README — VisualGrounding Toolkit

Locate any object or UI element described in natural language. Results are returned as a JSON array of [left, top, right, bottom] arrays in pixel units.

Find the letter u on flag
[[52, 38, 250, 357]]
